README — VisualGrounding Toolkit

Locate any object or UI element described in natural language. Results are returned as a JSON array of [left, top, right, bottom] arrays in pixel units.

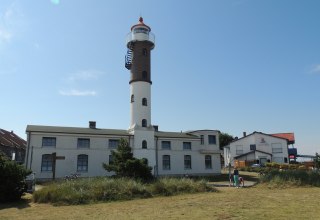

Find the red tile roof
[[271, 133, 295, 144], [0, 129, 26, 149]]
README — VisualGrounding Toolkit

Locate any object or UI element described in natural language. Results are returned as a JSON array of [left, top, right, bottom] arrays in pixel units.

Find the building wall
[[130, 81, 151, 128], [224, 133, 288, 166], [26, 132, 132, 179], [157, 130, 221, 176], [26, 130, 221, 179]]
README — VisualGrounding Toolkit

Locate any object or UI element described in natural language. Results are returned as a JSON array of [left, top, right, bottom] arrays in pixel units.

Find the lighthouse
[[125, 17, 156, 171]]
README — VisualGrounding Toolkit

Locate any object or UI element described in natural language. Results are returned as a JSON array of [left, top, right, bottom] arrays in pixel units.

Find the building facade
[[0, 128, 26, 164], [24, 18, 221, 179], [223, 131, 289, 167]]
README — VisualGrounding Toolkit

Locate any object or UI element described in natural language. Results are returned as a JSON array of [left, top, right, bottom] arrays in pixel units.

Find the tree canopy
[[0, 152, 31, 202], [219, 132, 234, 150]]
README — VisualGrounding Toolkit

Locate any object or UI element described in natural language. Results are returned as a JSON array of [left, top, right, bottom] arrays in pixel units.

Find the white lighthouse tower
[[125, 17, 156, 171]]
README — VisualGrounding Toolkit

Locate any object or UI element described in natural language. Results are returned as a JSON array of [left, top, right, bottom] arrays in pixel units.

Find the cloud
[[67, 70, 103, 82], [0, 2, 25, 44], [0, 29, 12, 42], [310, 64, 320, 74], [59, 90, 97, 96]]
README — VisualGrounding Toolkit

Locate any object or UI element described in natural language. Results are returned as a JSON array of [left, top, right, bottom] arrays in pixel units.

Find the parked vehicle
[[251, 163, 262, 168], [25, 173, 36, 193]]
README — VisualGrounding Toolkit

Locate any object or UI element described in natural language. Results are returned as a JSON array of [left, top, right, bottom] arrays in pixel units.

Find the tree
[[103, 139, 153, 181], [0, 152, 31, 202], [219, 132, 234, 150]]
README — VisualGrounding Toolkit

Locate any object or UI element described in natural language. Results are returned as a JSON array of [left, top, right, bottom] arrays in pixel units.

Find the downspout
[[155, 136, 158, 177], [30, 146, 34, 170], [25, 131, 31, 169]]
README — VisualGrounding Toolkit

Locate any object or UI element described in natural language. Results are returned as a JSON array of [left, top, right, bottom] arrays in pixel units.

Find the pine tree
[[103, 138, 153, 181]]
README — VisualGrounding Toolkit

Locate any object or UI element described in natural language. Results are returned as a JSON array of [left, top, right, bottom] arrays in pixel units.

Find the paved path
[[208, 180, 257, 187]]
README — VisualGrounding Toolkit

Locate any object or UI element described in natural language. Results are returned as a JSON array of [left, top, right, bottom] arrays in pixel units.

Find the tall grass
[[33, 177, 216, 205], [260, 170, 320, 187]]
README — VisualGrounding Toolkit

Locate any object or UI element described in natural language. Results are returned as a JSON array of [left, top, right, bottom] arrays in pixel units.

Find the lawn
[[1, 185, 319, 220]]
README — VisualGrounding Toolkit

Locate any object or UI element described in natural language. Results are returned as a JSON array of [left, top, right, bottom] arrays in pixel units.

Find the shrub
[[0, 152, 31, 202], [259, 169, 320, 187], [33, 177, 216, 205]]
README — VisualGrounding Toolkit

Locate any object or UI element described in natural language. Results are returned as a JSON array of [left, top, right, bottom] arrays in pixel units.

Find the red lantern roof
[[131, 17, 151, 32]]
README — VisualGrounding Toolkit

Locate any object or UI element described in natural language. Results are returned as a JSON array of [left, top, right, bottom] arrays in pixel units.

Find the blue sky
[[1, 0, 319, 156]]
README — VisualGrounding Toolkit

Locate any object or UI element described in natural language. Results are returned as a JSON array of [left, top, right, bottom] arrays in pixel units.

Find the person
[[233, 167, 239, 188], [239, 176, 244, 187], [229, 173, 234, 186]]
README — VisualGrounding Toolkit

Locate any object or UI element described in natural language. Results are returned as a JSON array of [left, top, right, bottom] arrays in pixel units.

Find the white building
[[223, 131, 290, 167], [24, 18, 221, 179]]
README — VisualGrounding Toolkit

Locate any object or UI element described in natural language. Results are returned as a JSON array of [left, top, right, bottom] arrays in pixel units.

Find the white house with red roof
[[224, 131, 292, 167]]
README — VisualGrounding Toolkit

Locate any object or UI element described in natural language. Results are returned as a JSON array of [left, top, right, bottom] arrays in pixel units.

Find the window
[[133, 27, 148, 34], [272, 143, 283, 153], [41, 154, 53, 171], [142, 158, 148, 165], [183, 142, 191, 150], [200, 135, 204, 145], [184, 155, 192, 169], [109, 139, 119, 149], [109, 155, 113, 165], [131, 94, 134, 103], [162, 155, 170, 170], [42, 137, 56, 147], [236, 145, 243, 155], [205, 155, 212, 169], [142, 140, 147, 149], [142, 119, 147, 127], [142, 48, 148, 56], [77, 138, 90, 148], [273, 157, 283, 163], [208, 135, 216, 145], [142, 98, 148, 106], [142, 71, 147, 79], [250, 144, 256, 151], [272, 148, 283, 153], [161, 141, 171, 150], [77, 154, 88, 172]]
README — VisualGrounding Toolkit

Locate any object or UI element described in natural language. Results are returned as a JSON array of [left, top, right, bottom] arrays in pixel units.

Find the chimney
[[153, 125, 158, 131], [243, 132, 246, 137], [89, 121, 96, 129]]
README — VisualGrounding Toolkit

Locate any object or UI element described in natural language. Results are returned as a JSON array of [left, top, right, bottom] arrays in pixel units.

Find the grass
[[1, 186, 320, 219], [33, 177, 215, 205]]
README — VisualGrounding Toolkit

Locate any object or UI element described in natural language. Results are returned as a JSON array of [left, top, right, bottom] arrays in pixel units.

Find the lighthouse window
[[134, 28, 148, 34], [142, 71, 147, 79], [131, 94, 134, 103], [142, 98, 148, 106], [142, 119, 147, 127], [142, 140, 147, 149], [142, 48, 148, 56]]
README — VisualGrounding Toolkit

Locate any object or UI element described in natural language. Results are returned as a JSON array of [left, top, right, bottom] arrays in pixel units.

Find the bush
[[0, 152, 31, 202], [33, 177, 216, 205], [259, 169, 320, 187]]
